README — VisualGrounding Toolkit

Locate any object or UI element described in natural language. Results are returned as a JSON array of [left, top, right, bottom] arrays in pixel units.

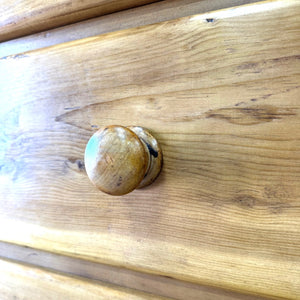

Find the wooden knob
[[84, 125, 163, 195]]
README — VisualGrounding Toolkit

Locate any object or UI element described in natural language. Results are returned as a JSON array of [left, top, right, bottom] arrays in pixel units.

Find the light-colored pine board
[[0, 241, 268, 300], [0, 0, 159, 42], [0, 0, 263, 58], [0, 0, 299, 299], [0, 258, 168, 300]]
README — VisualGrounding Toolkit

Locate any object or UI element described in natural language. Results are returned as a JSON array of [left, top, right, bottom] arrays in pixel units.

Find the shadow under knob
[[84, 125, 162, 195]]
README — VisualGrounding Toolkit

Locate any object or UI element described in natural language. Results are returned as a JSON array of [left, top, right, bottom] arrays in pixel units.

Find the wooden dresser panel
[[0, 0, 262, 58], [0, 258, 168, 300], [0, 241, 266, 300], [0, 0, 159, 42], [0, 0, 299, 298]]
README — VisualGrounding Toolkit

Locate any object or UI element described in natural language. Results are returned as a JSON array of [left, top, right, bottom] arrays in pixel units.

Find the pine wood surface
[[0, 0, 158, 42], [0, 0, 299, 298], [0, 258, 169, 300], [0, 0, 263, 58], [0, 241, 268, 300]]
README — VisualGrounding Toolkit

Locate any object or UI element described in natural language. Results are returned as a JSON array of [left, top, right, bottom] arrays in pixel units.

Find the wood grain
[[0, 0, 159, 42], [0, 0, 300, 298], [0, 241, 268, 300], [0, 0, 263, 58], [0, 258, 169, 300]]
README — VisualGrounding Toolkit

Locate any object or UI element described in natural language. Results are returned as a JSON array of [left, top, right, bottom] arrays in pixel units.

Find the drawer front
[[0, 0, 159, 42], [0, 258, 167, 300], [0, 0, 299, 298]]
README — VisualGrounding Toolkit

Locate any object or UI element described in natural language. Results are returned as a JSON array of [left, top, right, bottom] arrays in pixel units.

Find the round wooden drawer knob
[[84, 125, 163, 195]]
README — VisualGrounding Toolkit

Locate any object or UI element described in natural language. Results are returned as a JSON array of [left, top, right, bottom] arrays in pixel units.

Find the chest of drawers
[[0, 0, 299, 299]]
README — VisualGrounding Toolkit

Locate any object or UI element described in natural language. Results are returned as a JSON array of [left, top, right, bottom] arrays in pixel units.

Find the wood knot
[[65, 158, 86, 173], [233, 195, 257, 208], [206, 105, 296, 125]]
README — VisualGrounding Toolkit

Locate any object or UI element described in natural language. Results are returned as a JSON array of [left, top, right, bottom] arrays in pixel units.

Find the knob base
[[128, 126, 163, 189]]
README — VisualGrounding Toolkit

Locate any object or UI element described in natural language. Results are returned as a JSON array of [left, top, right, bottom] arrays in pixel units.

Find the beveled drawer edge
[[0, 241, 267, 300], [0, 0, 264, 58]]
